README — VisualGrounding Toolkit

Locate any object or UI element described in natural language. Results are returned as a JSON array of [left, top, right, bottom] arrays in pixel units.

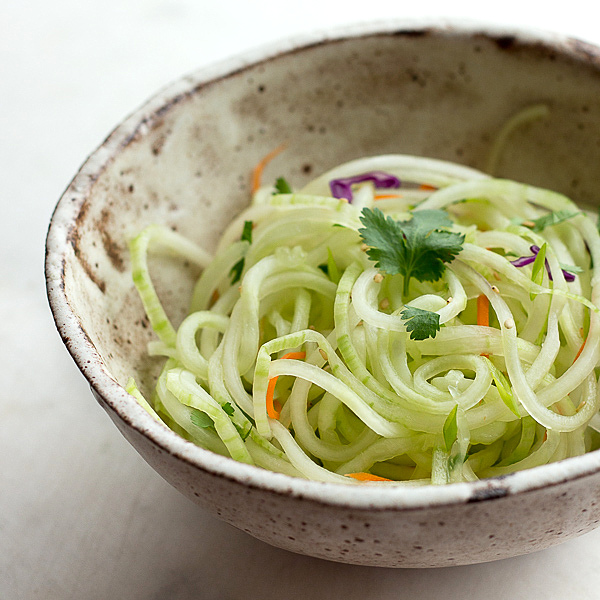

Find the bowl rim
[[46, 18, 600, 511]]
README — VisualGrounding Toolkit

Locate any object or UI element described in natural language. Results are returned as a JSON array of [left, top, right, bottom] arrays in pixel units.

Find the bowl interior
[[55, 25, 600, 468]]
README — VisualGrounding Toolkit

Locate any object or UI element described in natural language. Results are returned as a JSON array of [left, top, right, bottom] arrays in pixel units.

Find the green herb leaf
[[190, 409, 214, 429], [274, 177, 292, 194], [400, 306, 441, 340], [222, 402, 235, 416], [530, 242, 547, 300], [484, 358, 520, 417], [229, 221, 254, 283], [527, 210, 579, 232], [240, 220, 253, 243], [359, 207, 464, 297], [443, 405, 458, 452], [559, 262, 584, 275]]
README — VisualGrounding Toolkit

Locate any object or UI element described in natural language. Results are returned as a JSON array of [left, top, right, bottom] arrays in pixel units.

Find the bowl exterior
[[47, 22, 600, 567], [95, 389, 600, 567]]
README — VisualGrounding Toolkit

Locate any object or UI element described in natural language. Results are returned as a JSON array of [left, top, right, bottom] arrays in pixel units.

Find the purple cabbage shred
[[329, 171, 401, 202], [510, 245, 576, 282]]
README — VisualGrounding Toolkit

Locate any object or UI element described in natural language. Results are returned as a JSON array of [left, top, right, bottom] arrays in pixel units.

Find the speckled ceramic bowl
[[46, 21, 600, 568]]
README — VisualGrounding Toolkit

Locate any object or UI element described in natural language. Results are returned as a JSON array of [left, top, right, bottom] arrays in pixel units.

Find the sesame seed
[[503, 318, 515, 330], [380, 298, 390, 309], [319, 349, 328, 361], [491, 286, 499, 293], [373, 273, 384, 283]]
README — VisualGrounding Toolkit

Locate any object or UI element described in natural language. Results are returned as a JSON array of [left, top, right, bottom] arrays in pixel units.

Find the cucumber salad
[[128, 153, 600, 485]]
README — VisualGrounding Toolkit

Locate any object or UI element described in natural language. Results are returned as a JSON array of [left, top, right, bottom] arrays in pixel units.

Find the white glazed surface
[[46, 23, 600, 568]]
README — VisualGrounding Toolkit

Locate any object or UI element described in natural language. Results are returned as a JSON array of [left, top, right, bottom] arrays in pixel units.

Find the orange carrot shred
[[252, 144, 287, 194], [419, 183, 437, 191], [265, 351, 307, 420], [345, 472, 392, 482], [574, 338, 586, 363], [280, 352, 307, 361], [374, 193, 403, 200], [266, 377, 279, 419], [477, 294, 489, 327]]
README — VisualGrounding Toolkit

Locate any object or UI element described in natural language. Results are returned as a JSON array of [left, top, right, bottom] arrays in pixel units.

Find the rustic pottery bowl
[[46, 21, 600, 568]]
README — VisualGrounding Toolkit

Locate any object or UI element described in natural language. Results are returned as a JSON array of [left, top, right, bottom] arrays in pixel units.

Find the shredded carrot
[[210, 288, 220, 306], [477, 294, 489, 327], [345, 472, 392, 482], [419, 183, 437, 191], [374, 193, 403, 200], [266, 377, 279, 419], [574, 338, 587, 363], [280, 352, 307, 361], [266, 351, 306, 419], [252, 144, 287, 194]]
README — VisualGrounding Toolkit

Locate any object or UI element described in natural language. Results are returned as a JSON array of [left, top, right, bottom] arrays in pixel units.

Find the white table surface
[[4, 2, 600, 598]]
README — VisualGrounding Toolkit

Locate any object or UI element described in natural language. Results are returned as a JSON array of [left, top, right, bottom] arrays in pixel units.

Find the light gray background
[[3, 1, 600, 598]]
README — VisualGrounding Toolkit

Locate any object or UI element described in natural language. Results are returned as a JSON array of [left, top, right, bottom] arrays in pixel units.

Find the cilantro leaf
[[528, 209, 579, 232], [229, 220, 253, 284], [240, 220, 253, 243], [359, 208, 464, 297], [222, 401, 235, 416], [400, 306, 441, 340], [559, 263, 583, 275], [274, 177, 292, 194]]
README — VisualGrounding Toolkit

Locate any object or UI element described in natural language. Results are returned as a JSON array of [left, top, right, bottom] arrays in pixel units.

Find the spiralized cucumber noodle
[[128, 153, 600, 485]]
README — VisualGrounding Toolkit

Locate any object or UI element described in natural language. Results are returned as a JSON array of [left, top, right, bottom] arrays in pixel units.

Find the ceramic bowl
[[46, 21, 600, 568]]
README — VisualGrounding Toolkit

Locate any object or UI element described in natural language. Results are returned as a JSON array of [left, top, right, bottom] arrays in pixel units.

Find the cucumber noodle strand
[[128, 154, 600, 484]]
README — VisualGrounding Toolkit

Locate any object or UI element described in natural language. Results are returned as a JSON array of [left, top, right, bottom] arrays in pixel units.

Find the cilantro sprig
[[400, 306, 441, 340], [527, 209, 578, 232], [358, 207, 465, 297], [511, 209, 579, 232]]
